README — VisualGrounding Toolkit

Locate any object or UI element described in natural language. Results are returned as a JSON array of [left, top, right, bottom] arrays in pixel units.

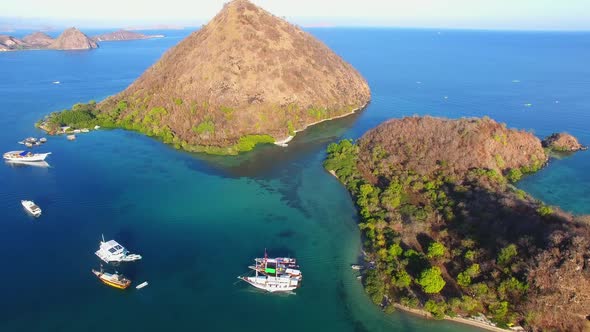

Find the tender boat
[[67, 135, 76, 141], [92, 267, 131, 290], [95, 235, 142, 263], [136, 281, 149, 289], [3, 151, 51, 162], [21, 200, 42, 217], [351, 264, 363, 270], [39, 137, 47, 143]]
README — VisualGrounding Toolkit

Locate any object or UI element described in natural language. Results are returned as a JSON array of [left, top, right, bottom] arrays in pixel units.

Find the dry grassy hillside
[[98, 0, 370, 148], [357, 116, 547, 180]]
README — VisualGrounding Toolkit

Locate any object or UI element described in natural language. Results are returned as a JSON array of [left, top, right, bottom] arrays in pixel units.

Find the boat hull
[[3, 152, 51, 162], [238, 276, 299, 293], [92, 270, 131, 290]]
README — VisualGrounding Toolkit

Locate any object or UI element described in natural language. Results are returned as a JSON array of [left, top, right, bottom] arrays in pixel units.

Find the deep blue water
[[0, 28, 588, 332]]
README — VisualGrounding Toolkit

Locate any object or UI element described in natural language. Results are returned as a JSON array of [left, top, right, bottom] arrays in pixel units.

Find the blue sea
[[0, 28, 589, 332]]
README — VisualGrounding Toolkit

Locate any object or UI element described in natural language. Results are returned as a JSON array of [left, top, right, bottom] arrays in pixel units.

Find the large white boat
[[21, 200, 42, 217], [239, 250, 302, 292], [3, 151, 51, 162], [238, 273, 300, 293], [95, 235, 142, 263]]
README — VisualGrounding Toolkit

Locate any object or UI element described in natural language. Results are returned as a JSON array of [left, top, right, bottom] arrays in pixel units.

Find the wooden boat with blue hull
[[92, 267, 131, 290]]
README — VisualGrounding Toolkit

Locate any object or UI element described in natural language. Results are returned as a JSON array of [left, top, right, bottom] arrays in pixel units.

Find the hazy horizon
[[2, 0, 590, 32]]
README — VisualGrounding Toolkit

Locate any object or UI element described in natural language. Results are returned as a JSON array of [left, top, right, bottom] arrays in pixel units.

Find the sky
[[1, 0, 590, 30]]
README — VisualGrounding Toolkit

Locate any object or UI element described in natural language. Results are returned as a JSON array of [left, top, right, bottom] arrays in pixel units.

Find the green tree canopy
[[418, 267, 446, 294]]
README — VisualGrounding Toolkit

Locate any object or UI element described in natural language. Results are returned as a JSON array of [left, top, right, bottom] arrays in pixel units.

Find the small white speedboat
[[21, 200, 42, 217], [3, 151, 51, 162]]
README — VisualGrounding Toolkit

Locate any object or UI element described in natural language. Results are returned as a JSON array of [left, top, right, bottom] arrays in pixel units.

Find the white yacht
[[95, 235, 142, 263], [238, 273, 299, 293], [3, 151, 51, 162], [239, 250, 302, 292], [21, 200, 42, 217]]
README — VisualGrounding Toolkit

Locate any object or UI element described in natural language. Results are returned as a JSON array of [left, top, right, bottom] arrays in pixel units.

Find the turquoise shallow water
[[0, 28, 589, 331]]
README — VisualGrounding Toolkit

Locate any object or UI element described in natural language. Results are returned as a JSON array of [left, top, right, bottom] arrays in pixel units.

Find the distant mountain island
[[0, 28, 164, 51], [38, 0, 371, 155], [92, 30, 164, 42], [325, 116, 589, 331], [0, 27, 96, 51]]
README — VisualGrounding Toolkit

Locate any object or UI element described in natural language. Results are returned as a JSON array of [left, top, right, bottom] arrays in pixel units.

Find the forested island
[[37, 0, 370, 155], [325, 116, 589, 331]]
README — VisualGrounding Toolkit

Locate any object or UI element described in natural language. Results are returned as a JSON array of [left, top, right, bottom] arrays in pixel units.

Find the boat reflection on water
[[5, 160, 51, 168]]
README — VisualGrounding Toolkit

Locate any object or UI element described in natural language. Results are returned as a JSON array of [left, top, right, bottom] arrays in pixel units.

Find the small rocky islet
[[325, 116, 589, 331], [0, 28, 160, 51], [37, 0, 371, 155], [0, 27, 97, 51], [92, 30, 164, 42]]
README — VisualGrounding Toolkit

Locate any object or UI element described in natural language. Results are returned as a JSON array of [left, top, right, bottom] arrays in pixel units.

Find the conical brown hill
[[99, 0, 370, 148], [49, 27, 98, 50]]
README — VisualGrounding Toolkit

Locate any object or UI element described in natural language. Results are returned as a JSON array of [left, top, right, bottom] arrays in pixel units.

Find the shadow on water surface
[[185, 110, 365, 179]]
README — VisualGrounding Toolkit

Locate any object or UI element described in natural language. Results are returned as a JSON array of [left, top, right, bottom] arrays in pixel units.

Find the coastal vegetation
[[37, 101, 275, 155], [325, 116, 590, 331]]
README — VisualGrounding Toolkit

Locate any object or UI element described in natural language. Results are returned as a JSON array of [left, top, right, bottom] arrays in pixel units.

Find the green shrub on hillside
[[418, 267, 446, 294]]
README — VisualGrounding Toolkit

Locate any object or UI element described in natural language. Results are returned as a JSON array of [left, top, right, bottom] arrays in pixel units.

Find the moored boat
[[95, 235, 142, 263], [3, 151, 51, 162], [21, 200, 42, 217], [92, 267, 131, 290], [239, 250, 303, 292], [67, 134, 76, 141], [238, 274, 299, 293]]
